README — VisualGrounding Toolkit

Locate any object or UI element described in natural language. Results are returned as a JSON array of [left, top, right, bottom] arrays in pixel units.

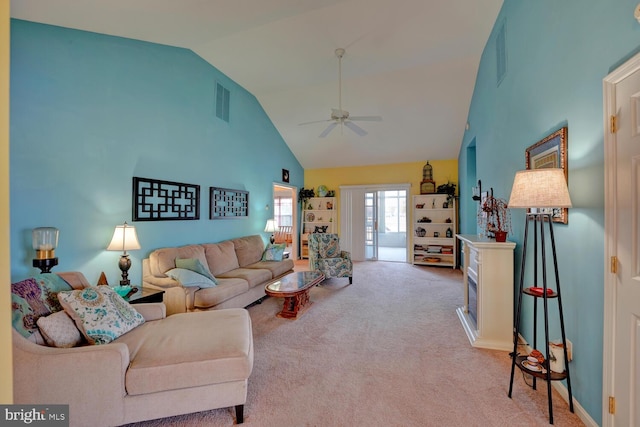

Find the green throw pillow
[[166, 268, 218, 288], [262, 243, 286, 261], [175, 258, 217, 284]]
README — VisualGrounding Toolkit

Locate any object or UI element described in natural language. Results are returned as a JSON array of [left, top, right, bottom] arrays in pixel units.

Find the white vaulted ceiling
[[11, 0, 503, 169]]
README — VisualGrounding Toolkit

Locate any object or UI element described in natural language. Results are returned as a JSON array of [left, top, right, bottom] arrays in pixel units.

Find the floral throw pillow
[[318, 235, 340, 258], [262, 243, 286, 261], [57, 286, 145, 345]]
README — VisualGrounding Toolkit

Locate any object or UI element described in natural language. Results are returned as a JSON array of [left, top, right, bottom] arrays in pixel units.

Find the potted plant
[[436, 181, 457, 207], [298, 187, 315, 207], [478, 194, 511, 242]]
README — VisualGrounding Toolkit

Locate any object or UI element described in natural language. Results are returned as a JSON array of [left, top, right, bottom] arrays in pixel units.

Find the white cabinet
[[455, 234, 516, 351], [411, 194, 456, 268], [300, 197, 337, 259]]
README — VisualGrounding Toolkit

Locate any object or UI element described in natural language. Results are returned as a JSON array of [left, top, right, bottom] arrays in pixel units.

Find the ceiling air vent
[[496, 21, 507, 86], [215, 82, 230, 122]]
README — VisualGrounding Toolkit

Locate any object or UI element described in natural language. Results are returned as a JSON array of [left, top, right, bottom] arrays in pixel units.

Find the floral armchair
[[308, 233, 353, 284]]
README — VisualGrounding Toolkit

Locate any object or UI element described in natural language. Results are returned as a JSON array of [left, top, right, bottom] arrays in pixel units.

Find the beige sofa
[[12, 272, 253, 426], [143, 235, 294, 315]]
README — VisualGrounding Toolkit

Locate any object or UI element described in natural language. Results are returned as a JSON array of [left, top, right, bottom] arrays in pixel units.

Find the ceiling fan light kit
[[299, 48, 382, 138]]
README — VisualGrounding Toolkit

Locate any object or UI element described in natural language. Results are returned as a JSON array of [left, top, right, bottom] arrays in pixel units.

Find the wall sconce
[[264, 219, 278, 244], [107, 222, 141, 286], [32, 227, 59, 273], [472, 180, 482, 201]]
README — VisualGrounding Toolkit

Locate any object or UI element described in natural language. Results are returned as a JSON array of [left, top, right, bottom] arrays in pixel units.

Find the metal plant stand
[[508, 213, 574, 424]]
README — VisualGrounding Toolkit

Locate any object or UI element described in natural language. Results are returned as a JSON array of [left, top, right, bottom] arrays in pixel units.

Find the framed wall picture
[[525, 126, 568, 224], [282, 169, 290, 183]]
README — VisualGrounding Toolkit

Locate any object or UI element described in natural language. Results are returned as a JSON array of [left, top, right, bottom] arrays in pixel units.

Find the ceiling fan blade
[[319, 122, 338, 138], [299, 118, 332, 126], [344, 121, 368, 136], [348, 115, 383, 122]]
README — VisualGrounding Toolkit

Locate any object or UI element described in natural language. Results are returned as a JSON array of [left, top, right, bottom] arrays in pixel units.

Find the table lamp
[[107, 222, 141, 286], [264, 219, 278, 244]]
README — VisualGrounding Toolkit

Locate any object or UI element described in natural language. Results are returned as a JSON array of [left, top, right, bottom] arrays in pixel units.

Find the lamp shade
[[107, 222, 141, 253], [264, 219, 279, 233], [508, 169, 572, 209]]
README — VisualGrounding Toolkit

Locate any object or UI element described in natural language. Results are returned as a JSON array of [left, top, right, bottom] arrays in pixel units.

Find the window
[[274, 196, 292, 227]]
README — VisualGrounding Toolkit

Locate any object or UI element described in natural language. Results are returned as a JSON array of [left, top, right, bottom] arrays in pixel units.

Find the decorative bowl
[[113, 285, 133, 297]]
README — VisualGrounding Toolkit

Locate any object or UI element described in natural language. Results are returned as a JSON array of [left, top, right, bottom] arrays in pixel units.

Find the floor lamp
[[506, 168, 574, 424]]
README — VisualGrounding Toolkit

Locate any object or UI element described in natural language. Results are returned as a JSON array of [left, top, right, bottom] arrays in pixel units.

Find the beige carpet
[[124, 261, 585, 427]]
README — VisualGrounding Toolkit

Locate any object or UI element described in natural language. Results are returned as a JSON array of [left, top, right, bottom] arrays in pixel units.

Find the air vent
[[215, 82, 230, 122], [496, 21, 507, 86]]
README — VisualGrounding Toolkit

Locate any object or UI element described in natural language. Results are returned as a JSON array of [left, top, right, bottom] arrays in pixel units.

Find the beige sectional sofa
[[143, 234, 294, 315], [12, 272, 254, 426]]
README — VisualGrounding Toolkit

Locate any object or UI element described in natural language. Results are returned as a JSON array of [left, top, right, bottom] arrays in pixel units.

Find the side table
[[126, 287, 165, 304]]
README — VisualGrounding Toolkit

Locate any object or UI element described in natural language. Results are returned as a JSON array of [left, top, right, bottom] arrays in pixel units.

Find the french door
[[365, 191, 378, 260], [364, 188, 408, 262], [340, 184, 410, 262]]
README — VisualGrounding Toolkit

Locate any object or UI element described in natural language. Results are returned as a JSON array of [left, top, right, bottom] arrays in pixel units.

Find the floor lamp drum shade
[[508, 169, 572, 209], [107, 222, 141, 286]]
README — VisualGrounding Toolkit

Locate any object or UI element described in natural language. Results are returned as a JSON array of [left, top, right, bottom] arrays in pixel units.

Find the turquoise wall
[[10, 20, 303, 285], [459, 1, 640, 423]]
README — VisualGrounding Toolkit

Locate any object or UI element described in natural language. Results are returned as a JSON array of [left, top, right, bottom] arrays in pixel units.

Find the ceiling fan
[[299, 48, 382, 138]]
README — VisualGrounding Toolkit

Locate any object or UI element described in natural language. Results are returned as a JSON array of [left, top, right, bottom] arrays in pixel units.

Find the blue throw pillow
[[166, 268, 217, 288], [262, 243, 286, 261], [175, 258, 217, 284]]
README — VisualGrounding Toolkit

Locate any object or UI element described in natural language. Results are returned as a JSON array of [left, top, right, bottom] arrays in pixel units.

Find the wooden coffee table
[[265, 271, 324, 319]]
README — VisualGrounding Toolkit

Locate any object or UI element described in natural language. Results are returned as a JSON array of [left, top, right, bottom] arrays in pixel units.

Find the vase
[[495, 231, 507, 242]]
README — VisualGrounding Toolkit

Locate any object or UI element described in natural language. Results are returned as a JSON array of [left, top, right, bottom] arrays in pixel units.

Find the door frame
[[602, 50, 640, 427], [272, 183, 298, 259]]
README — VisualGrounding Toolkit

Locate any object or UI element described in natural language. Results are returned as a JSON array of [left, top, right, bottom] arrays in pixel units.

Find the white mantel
[[456, 234, 516, 351]]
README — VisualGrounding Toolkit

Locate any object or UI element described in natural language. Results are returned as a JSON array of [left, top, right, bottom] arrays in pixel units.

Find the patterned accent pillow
[[11, 274, 73, 338], [262, 243, 286, 261], [37, 310, 83, 348], [175, 258, 217, 284], [58, 286, 145, 345], [166, 268, 217, 288], [319, 236, 340, 258]]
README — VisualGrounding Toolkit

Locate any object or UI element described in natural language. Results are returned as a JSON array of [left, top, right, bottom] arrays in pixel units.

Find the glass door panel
[[365, 191, 378, 260]]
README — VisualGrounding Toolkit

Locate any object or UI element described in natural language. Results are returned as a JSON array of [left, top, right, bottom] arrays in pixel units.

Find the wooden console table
[[456, 234, 516, 351]]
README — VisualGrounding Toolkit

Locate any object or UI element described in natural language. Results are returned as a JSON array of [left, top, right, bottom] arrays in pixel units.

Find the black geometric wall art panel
[[209, 187, 249, 219], [133, 177, 200, 221]]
